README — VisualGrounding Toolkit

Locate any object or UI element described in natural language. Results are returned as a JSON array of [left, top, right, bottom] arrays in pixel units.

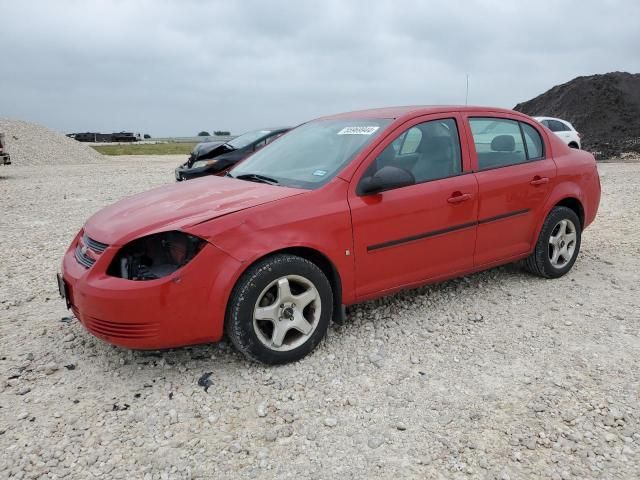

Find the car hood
[[194, 141, 234, 161], [84, 176, 306, 245]]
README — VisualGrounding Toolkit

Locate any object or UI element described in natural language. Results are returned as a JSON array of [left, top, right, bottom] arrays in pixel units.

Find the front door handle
[[530, 176, 549, 186], [447, 192, 472, 204]]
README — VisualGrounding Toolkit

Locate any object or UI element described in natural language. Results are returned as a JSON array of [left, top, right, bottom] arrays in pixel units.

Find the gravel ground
[[1, 156, 639, 480]]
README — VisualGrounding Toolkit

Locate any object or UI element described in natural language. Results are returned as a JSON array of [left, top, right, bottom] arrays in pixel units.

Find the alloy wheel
[[548, 219, 577, 269], [252, 275, 321, 352]]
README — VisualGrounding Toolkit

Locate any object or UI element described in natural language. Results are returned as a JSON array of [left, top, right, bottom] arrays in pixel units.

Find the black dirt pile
[[514, 72, 640, 158]]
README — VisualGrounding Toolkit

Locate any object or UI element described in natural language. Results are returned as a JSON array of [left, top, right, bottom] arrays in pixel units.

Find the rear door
[[463, 113, 556, 266], [348, 113, 478, 298]]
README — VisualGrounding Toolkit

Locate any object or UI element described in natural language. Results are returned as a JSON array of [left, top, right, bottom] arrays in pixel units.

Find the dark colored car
[[175, 127, 290, 181]]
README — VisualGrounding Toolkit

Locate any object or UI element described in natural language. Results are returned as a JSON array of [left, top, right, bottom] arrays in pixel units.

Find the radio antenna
[[465, 74, 470, 105]]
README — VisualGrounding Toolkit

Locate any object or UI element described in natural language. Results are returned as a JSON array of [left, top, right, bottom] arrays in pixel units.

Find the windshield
[[230, 119, 391, 189], [227, 129, 273, 149]]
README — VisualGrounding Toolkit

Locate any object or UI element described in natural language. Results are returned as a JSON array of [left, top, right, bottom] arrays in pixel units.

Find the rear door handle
[[447, 192, 472, 204], [530, 176, 549, 186]]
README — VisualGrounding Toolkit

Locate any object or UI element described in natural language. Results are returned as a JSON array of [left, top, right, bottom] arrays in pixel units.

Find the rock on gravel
[[367, 435, 385, 449], [0, 118, 102, 166], [0, 158, 639, 479], [323, 417, 338, 427]]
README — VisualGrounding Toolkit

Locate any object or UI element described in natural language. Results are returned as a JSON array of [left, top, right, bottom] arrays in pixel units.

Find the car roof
[[315, 105, 522, 121]]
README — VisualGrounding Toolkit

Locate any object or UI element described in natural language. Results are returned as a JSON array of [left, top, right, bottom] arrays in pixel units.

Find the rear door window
[[469, 118, 544, 169], [470, 118, 526, 169]]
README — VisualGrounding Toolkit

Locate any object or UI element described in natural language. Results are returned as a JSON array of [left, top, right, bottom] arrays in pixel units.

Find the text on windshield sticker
[[337, 126, 380, 135]]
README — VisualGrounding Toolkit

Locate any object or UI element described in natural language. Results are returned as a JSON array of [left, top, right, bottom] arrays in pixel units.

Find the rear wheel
[[524, 206, 581, 278], [226, 254, 333, 364]]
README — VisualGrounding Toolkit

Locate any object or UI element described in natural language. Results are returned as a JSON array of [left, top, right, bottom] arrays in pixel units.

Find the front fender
[[183, 180, 356, 329]]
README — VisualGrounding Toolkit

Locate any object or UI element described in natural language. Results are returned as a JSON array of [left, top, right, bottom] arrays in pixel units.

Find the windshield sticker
[[337, 126, 380, 135], [312, 169, 328, 176]]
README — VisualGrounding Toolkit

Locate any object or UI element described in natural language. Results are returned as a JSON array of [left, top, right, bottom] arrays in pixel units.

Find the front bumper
[[60, 235, 238, 349]]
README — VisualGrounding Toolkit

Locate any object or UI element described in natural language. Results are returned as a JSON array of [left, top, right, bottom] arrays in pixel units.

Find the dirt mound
[[0, 119, 102, 166], [514, 72, 640, 157]]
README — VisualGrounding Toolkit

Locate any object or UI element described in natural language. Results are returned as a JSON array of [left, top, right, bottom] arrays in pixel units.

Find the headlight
[[192, 159, 217, 168], [107, 231, 206, 281]]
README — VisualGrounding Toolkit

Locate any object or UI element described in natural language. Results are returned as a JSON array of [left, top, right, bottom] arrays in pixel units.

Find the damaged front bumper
[[59, 232, 239, 349]]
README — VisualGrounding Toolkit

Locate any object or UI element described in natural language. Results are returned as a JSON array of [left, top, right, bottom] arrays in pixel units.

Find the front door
[[348, 114, 478, 298]]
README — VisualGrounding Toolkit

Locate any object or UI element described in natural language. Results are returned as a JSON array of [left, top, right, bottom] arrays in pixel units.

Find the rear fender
[[533, 182, 586, 243]]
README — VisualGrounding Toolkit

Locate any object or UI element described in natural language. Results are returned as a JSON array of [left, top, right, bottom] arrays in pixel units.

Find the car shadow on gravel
[[342, 262, 527, 320], [63, 262, 532, 385]]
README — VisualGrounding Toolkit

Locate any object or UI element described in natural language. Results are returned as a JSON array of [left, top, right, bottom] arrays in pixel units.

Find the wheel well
[[245, 247, 343, 320], [568, 141, 579, 149], [555, 197, 584, 227]]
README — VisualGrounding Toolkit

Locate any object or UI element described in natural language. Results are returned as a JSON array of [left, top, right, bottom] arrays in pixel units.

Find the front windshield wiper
[[233, 173, 279, 185]]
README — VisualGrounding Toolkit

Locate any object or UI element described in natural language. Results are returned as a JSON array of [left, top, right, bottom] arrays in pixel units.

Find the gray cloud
[[1, 0, 639, 136]]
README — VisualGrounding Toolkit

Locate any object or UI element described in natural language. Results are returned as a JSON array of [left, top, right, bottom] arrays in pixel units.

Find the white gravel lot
[[0, 155, 639, 480]]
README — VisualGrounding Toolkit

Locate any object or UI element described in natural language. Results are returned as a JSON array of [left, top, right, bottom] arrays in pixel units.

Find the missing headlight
[[107, 231, 206, 281]]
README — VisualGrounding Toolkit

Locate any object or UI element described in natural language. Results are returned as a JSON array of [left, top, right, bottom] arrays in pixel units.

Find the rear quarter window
[[521, 123, 544, 160]]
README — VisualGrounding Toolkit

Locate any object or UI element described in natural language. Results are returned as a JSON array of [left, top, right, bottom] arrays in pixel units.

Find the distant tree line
[[197, 130, 231, 137]]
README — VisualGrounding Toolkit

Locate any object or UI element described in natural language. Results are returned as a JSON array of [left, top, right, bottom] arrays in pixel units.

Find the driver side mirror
[[358, 166, 415, 195]]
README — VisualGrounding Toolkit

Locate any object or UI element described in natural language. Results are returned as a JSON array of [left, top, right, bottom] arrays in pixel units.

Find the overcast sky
[[1, 0, 639, 137]]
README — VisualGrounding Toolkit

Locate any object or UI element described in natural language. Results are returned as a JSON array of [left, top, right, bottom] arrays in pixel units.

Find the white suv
[[533, 116, 582, 149]]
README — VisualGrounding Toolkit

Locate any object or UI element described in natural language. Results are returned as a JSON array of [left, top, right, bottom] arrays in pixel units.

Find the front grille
[[74, 233, 109, 269], [75, 246, 95, 268], [83, 235, 108, 253]]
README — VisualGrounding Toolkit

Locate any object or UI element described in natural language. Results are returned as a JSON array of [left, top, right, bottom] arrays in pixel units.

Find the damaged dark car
[[175, 127, 290, 181]]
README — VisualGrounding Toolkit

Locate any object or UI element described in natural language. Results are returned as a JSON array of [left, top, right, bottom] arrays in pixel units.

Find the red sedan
[[59, 106, 601, 364]]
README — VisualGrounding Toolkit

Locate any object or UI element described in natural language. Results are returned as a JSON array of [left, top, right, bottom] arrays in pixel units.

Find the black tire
[[225, 254, 333, 364], [524, 206, 582, 278]]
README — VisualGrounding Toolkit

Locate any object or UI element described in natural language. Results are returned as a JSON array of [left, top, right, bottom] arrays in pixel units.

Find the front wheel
[[225, 254, 333, 364], [524, 206, 582, 278]]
